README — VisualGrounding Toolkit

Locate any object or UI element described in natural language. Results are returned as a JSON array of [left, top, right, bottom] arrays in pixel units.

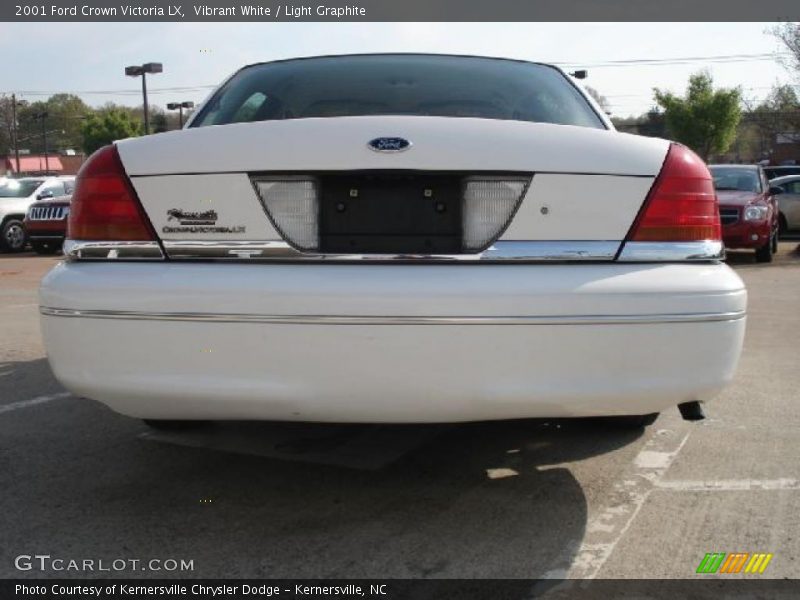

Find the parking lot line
[[0, 391, 71, 415], [561, 427, 691, 579], [654, 478, 800, 491]]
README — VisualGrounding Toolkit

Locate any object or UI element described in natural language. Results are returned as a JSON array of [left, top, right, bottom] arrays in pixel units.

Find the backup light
[[253, 178, 319, 251], [68, 145, 156, 241], [462, 177, 529, 252], [627, 144, 720, 242]]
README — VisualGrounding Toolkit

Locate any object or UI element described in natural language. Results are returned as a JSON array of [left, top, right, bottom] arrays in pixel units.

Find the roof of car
[[708, 164, 760, 170], [770, 174, 800, 184], [239, 53, 562, 73]]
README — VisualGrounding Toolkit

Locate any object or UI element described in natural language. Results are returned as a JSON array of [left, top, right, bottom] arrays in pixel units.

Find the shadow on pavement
[[1, 360, 646, 580]]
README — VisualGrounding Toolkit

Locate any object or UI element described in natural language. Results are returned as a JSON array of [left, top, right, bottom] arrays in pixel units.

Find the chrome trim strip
[[63, 239, 724, 263], [40, 307, 746, 326], [64, 240, 164, 260], [617, 241, 724, 262], [161, 240, 620, 262]]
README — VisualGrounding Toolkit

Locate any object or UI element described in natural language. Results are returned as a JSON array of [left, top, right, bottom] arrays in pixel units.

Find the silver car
[[0, 176, 75, 252], [771, 175, 800, 233]]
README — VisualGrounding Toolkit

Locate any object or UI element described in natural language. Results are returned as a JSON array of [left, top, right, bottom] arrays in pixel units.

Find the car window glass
[[192, 55, 605, 129], [710, 169, 761, 193], [40, 181, 66, 196], [0, 179, 44, 198], [786, 181, 800, 194]]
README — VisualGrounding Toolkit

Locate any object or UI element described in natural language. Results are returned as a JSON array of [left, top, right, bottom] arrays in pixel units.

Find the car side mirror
[[36, 190, 54, 200], [769, 186, 784, 196]]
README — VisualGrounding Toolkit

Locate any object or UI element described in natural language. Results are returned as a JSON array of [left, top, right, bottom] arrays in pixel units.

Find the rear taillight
[[626, 144, 720, 242], [68, 145, 156, 241]]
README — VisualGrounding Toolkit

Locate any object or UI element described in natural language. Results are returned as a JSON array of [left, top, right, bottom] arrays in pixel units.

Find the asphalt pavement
[[1, 243, 799, 580]]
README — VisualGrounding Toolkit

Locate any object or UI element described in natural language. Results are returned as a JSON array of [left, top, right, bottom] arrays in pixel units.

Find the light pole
[[33, 111, 49, 173], [166, 101, 195, 128], [125, 62, 163, 134], [10, 94, 24, 175]]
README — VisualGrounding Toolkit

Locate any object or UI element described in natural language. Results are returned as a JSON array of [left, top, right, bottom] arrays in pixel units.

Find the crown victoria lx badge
[[368, 137, 412, 152], [163, 208, 245, 234]]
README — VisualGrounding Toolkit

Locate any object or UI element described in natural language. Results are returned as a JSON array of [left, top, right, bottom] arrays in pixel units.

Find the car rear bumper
[[40, 261, 747, 423]]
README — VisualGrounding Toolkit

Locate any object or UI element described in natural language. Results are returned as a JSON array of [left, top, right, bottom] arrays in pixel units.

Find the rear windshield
[[710, 167, 762, 193], [191, 55, 605, 129]]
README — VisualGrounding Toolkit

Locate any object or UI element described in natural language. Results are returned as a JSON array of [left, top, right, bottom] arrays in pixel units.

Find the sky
[[0, 22, 796, 118]]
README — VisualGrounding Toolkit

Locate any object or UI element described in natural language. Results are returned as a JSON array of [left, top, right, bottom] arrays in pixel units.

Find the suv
[[0, 177, 75, 252]]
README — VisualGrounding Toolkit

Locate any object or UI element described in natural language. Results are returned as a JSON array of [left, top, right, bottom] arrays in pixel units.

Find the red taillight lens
[[627, 144, 720, 242], [68, 145, 155, 241]]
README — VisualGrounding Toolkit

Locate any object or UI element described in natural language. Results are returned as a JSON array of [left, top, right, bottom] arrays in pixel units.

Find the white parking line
[[0, 391, 71, 415], [655, 478, 800, 491], [552, 428, 691, 579]]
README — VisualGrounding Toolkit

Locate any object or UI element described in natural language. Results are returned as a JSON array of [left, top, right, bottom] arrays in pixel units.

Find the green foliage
[[654, 71, 742, 160], [81, 109, 142, 155], [13, 94, 90, 153]]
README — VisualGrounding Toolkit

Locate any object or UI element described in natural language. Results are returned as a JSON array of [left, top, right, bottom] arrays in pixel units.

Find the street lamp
[[9, 95, 27, 174], [166, 101, 195, 128], [33, 111, 49, 173], [125, 62, 163, 134]]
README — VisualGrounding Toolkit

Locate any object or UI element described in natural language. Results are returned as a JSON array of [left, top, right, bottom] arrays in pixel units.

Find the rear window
[[191, 55, 605, 129]]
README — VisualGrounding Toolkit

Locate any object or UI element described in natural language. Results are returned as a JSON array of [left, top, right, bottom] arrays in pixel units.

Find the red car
[[23, 193, 72, 254], [709, 164, 780, 263]]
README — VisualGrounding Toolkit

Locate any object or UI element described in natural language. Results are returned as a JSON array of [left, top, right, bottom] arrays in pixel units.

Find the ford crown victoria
[[39, 54, 746, 428]]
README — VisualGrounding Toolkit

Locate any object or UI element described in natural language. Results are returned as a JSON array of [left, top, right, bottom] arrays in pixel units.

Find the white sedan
[[40, 54, 746, 428]]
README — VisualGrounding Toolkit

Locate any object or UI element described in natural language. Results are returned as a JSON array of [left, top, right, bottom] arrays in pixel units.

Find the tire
[[755, 233, 774, 263], [143, 419, 207, 431], [772, 227, 779, 254], [0, 219, 27, 253], [31, 240, 62, 255]]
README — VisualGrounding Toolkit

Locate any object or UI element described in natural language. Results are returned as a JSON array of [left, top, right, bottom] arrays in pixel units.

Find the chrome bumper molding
[[63, 239, 725, 263], [40, 307, 746, 326], [618, 240, 725, 262], [64, 240, 164, 260], [161, 240, 620, 262]]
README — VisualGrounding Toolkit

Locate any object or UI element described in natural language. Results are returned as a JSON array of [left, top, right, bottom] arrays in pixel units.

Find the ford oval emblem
[[368, 137, 412, 153]]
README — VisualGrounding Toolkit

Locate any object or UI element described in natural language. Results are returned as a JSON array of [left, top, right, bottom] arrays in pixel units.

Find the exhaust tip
[[678, 401, 706, 421]]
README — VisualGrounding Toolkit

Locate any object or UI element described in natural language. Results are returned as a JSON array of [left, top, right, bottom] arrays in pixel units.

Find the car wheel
[[31, 240, 62, 255], [0, 219, 27, 252], [142, 419, 207, 431], [771, 227, 779, 253], [755, 234, 774, 263]]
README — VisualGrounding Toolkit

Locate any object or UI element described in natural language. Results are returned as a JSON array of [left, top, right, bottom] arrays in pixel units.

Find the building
[[772, 132, 800, 165], [2, 153, 85, 177]]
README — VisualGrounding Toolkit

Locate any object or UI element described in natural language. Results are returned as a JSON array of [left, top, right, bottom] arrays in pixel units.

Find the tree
[[151, 110, 168, 134], [654, 71, 742, 160], [773, 22, 800, 80], [10, 94, 90, 154], [81, 109, 141, 154], [584, 85, 611, 113]]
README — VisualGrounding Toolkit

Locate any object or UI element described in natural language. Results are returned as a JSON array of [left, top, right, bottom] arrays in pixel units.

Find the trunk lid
[[117, 117, 669, 252]]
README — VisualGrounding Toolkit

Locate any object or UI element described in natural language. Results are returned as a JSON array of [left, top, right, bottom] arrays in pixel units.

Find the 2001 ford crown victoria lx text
[[39, 54, 746, 428]]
